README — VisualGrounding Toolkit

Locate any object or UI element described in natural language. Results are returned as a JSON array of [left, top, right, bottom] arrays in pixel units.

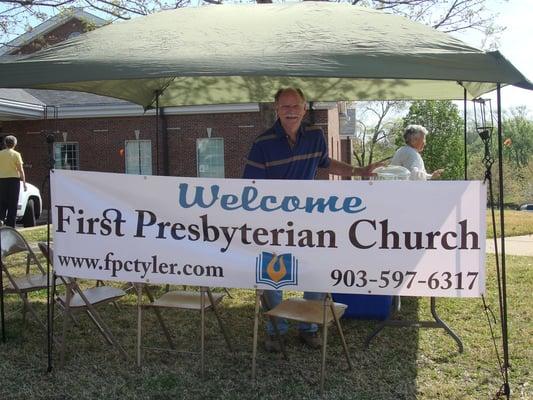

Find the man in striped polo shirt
[[243, 87, 382, 351]]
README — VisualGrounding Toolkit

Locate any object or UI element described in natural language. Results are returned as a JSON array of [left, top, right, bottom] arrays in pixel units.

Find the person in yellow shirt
[[0, 135, 27, 227]]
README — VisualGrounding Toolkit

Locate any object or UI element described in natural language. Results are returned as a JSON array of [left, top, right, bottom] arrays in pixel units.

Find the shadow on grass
[[0, 288, 424, 400]]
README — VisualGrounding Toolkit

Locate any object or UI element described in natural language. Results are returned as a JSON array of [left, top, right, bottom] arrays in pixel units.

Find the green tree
[[400, 100, 464, 179], [502, 106, 533, 168], [351, 100, 406, 166], [465, 109, 533, 207]]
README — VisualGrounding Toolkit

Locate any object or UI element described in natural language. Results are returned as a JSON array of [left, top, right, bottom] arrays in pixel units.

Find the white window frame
[[125, 140, 152, 175], [196, 138, 225, 178], [54, 141, 80, 170]]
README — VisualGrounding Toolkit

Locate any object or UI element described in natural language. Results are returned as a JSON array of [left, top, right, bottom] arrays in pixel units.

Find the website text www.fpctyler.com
[[56, 251, 224, 280]]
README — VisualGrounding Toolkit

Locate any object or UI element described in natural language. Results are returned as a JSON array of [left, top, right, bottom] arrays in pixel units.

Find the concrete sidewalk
[[486, 235, 533, 256]]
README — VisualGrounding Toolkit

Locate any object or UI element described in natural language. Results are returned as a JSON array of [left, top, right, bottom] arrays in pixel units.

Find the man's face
[[275, 90, 307, 133], [412, 133, 426, 152]]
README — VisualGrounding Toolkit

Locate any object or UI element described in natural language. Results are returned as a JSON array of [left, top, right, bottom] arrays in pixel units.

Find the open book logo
[[256, 251, 298, 289]]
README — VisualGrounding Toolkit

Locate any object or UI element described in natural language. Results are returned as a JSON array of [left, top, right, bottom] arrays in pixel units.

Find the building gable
[[0, 8, 107, 56]]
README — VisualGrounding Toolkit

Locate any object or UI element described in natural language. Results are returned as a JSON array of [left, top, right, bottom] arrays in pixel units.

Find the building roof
[[0, 89, 45, 120], [0, 88, 45, 105], [0, 8, 107, 56], [0, 86, 261, 121], [24, 89, 127, 106]]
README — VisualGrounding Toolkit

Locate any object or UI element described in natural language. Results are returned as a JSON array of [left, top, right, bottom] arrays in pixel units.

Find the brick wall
[[340, 137, 355, 180], [11, 18, 91, 55], [316, 107, 341, 180]]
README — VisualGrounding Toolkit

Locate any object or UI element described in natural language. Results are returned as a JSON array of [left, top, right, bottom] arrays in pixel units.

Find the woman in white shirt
[[390, 124, 443, 181]]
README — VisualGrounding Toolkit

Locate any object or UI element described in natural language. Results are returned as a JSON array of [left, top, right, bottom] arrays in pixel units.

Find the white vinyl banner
[[51, 170, 486, 297]]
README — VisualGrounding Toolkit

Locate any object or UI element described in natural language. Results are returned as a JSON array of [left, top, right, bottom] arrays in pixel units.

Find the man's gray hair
[[274, 87, 306, 103], [403, 124, 427, 144], [4, 135, 17, 148]]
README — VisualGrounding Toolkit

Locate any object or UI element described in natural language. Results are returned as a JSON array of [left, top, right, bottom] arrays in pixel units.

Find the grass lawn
[[486, 210, 533, 238], [0, 228, 531, 399]]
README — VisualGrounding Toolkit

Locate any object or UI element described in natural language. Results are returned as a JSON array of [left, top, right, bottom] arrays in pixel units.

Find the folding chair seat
[[136, 285, 233, 376], [37, 242, 128, 366], [0, 226, 57, 336], [251, 291, 353, 395]]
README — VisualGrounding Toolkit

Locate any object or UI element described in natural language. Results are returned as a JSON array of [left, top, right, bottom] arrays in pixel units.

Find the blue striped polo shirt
[[243, 119, 331, 180]]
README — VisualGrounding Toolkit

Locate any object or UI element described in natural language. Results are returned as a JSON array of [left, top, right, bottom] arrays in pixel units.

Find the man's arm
[[325, 159, 384, 178]]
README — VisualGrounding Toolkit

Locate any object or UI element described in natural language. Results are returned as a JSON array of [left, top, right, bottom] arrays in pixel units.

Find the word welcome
[[178, 183, 366, 214]]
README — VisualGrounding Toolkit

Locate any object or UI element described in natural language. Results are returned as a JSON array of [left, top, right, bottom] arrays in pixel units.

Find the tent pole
[[463, 88, 468, 180], [496, 84, 510, 399], [161, 108, 169, 176], [155, 91, 160, 175], [45, 131, 55, 373], [0, 218, 4, 343]]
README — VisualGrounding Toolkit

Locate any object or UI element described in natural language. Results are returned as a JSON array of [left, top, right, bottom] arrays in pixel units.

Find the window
[[197, 138, 224, 178], [125, 140, 152, 175], [54, 142, 79, 170]]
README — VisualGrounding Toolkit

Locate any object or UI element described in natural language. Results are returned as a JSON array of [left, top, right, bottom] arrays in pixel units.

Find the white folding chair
[[252, 291, 353, 394], [0, 227, 55, 337], [38, 242, 128, 366], [136, 284, 233, 377]]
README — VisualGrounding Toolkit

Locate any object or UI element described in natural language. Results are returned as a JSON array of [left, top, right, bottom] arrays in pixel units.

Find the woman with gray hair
[[390, 124, 443, 181], [0, 135, 27, 227]]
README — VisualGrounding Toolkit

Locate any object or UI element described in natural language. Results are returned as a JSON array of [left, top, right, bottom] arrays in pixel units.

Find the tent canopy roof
[[0, 2, 531, 108]]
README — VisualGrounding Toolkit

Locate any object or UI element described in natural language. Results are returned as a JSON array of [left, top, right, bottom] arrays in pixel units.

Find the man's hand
[[358, 161, 387, 177], [431, 169, 444, 179]]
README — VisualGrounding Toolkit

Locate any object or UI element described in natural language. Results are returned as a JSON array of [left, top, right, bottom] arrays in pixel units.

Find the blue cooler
[[332, 294, 393, 320]]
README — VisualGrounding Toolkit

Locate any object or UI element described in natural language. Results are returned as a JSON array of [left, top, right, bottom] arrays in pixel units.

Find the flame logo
[[266, 253, 287, 282]]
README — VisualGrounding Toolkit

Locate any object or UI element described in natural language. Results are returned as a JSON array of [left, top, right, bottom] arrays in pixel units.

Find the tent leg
[[495, 84, 510, 398]]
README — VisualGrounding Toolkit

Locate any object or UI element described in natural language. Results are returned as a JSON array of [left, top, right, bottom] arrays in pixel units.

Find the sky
[[453, 0, 533, 112]]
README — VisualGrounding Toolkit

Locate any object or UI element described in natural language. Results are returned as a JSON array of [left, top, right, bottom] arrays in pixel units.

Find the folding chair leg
[[85, 309, 114, 345], [111, 300, 121, 312], [3, 270, 53, 342], [200, 287, 206, 378], [206, 289, 233, 352], [260, 292, 288, 360], [60, 287, 72, 368], [330, 298, 352, 370], [145, 286, 175, 349], [223, 288, 233, 299], [22, 293, 27, 326], [62, 307, 78, 325], [269, 315, 288, 360], [0, 268, 4, 343], [136, 283, 143, 368], [20, 291, 49, 334], [251, 289, 262, 381], [73, 286, 128, 359]]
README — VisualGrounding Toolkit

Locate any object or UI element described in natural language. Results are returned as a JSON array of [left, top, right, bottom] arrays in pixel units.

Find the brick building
[[0, 9, 349, 205]]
